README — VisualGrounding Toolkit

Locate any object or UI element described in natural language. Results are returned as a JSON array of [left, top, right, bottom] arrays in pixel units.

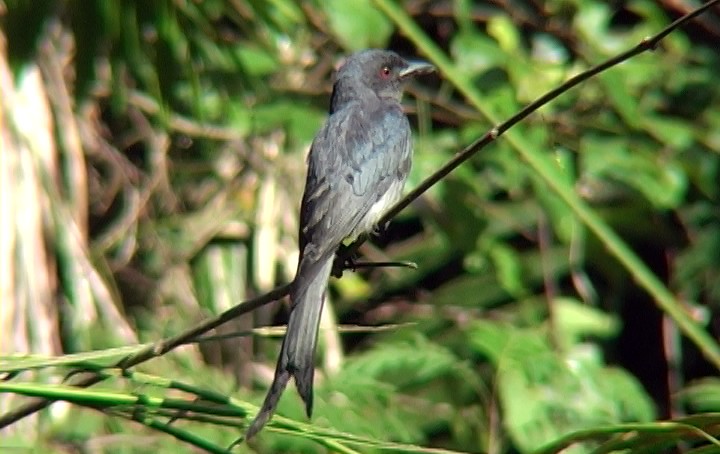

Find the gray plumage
[[245, 49, 433, 439]]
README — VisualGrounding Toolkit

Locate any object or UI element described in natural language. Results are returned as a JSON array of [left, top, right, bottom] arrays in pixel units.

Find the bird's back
[[299, 98, 411, 257]]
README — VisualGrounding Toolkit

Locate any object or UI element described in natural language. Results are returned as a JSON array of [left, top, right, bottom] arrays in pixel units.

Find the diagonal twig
[[346, 0, 720, 262]]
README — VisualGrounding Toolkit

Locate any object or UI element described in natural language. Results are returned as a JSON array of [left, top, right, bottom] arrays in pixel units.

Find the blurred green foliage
[[1, 0, 720, 453]]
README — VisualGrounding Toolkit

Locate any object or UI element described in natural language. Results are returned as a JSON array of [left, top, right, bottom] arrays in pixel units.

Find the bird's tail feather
[[286, 254, 334, 413], [245, 254, 334, 439]]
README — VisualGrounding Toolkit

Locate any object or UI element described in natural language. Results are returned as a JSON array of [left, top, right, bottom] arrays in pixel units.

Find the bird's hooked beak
[[399, 60, 435, 79]]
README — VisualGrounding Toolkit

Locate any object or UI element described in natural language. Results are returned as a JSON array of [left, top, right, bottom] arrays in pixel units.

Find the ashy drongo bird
[[246, 49, 434, 439]]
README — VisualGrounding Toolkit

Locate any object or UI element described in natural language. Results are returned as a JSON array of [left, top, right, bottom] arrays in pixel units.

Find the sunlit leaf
[[318, 0, 393, 51]]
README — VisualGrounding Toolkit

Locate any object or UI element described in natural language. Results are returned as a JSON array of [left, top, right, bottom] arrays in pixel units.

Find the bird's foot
[[331, 246, 417, 278], [331, 244, 357, 278]]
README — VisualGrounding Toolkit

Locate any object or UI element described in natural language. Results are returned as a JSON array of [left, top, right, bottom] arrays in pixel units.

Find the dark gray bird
[[245, 49, 434, 439]]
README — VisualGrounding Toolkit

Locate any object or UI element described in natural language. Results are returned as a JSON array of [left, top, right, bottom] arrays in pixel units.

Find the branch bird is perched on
[[246, 49, 434, 439]]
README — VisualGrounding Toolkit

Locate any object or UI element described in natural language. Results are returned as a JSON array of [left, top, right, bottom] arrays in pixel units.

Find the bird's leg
[[331, 243, 359, 278], [373, 220, 390, 237], [354, 222, 418, 270]]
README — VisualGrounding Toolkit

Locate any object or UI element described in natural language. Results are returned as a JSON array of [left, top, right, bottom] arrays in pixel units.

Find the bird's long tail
[[245, 253, 334, 439]]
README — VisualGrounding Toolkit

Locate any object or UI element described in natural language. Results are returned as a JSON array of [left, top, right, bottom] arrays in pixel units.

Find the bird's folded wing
[[299, 103, 411, 260]]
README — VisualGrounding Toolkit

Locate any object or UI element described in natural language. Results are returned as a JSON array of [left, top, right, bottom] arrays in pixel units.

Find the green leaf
[[450, 30, 505, 77], [486, 242, 527, 298], [554, 297, 621, 347], [235, 45, 279, 77], [342, 337, 461, 388], [487, 15, 521, 55], [641, 115, 695, 150], [598, 70, 641, 128], [319, 0, 393, 51], [469, 321, 654, 452], [581, 136, 688, 209], [596, 366, 656, 423], [252, 101, 326, 144], [681, 378, 720, 412]]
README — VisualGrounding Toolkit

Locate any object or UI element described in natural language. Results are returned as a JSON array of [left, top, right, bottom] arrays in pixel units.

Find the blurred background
[[1, 0, 720, 453]]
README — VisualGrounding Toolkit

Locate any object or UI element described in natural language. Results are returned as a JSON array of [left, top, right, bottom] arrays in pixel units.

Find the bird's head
[[333, 49, 435, 105]]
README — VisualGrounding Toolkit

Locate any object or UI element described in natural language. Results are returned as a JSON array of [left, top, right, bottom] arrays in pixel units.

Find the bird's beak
[[399, 60, 435, 79]]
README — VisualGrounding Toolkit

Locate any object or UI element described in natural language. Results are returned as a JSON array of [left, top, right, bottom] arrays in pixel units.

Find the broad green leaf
[[487, 15, 521, 55], [642, 115, 695, 150], [486, 242, 527, 298], [235, 46, 280, 76], [251, 102, 326, 144], [681, 378, 720, 412], [553, 297, 620, 347], [581, 136, 688, 209], [450, 31, 505, 77], [319, 0, 393, 51], [469, 321, 654, 452]]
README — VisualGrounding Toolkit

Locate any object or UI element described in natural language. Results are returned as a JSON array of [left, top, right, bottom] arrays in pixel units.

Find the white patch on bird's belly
[[354, 177, 405, 238]]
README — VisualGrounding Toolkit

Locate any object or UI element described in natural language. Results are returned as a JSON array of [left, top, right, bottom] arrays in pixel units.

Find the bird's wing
[[299, 102, 411, 260]]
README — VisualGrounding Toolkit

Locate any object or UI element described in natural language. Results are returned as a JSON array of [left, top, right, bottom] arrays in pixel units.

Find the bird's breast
[[354, 175, 406, 238]]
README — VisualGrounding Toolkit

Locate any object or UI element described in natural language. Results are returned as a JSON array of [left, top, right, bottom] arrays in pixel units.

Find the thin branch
[[338, 0, 720, 263]]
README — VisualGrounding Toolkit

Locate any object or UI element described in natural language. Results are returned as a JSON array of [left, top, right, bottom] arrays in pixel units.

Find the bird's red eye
[[380, 66, 391, 78]]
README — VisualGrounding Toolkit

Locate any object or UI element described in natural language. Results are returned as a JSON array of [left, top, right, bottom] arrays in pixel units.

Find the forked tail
[[245, 254, 334, 439]]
